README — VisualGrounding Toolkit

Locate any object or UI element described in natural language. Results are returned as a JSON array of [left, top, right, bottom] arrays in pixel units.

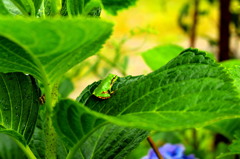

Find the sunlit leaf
[[0, 17, 113, 84], [77, 48, 240, 131], [141, 44, 184, 70], [54, 48, 240, 157]]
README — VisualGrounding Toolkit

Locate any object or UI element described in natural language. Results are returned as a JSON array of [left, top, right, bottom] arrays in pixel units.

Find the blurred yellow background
[[69, 0, 220, 98]]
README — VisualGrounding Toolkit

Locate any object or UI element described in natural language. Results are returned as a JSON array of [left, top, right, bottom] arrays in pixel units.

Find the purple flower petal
[[142, 143, 197, 159], [159, 143, 185, 159]]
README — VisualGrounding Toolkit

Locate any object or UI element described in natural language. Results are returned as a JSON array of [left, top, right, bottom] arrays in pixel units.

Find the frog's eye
[[111, 75, 118, 83]]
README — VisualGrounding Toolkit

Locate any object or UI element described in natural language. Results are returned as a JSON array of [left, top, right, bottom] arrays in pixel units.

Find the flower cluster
[[142, 143, 196, 159]]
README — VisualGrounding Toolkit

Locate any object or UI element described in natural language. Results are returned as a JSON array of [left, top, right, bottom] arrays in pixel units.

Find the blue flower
[[142, 143, 196, 159]]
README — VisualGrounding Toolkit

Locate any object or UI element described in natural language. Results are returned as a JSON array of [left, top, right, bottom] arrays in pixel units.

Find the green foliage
[[221, 59, 240, 68], [67, 0, 84, 16], [53, 99, 148, 158], [208, 119, 240, 140], [217, 132, 240, 158], [0, 134, 26, 159], [1, 0, 240, 158], [141, 44, 184, 70], [52, 48, 240, 158], [102, 0, 137, 15], [83, 0, 102, 17], [0, 72, 40, 145], [0, 17, 113, 83], [74, 49, 240, 131]]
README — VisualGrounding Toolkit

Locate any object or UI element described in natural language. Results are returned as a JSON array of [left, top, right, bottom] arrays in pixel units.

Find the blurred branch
[[219, 0, 231, 61], [147, 136, 163, 159], [190, 0, 200, 48]]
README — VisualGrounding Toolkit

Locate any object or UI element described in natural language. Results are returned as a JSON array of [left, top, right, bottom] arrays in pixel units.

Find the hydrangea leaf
[[54, 48, 240, 157], [207, 65, 240, 140], [0, 17, 113, 84], [221, 59, 240, 68], [101, 0, 137, 15], [79, 124, 148, 159], [0, 134, 27, 159], [141, 44, 184, 70], [53, 99, 148, 158], [0, 72, 40, 146], [74, 48, 240, 130]]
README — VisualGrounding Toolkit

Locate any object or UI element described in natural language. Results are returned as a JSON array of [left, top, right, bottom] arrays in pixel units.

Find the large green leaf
[[79, 124, 148, 159], [101, 0, 137, 15], [53, 75, 148, 158], [0, 17, 113, 84], [141, 44, 184, 70], [78, 48, 240, 130], [221, 59, 240, 68], [0, 72, 40, 145], [54, 48, 240, 157], [53, 100, 148, 158], [207, 66, 240, 139], [76, 49, 240, 130], [0, 134, 27, 159]]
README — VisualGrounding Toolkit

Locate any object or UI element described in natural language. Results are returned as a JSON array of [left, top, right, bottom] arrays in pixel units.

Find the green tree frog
[[93, 74, 118, 99]]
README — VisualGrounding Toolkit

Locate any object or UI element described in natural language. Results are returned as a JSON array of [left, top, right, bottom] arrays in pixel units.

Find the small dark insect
[[39, 94, 46, 105]]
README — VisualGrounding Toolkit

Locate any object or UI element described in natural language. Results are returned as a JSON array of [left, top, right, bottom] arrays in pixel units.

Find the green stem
[[15, 140, 36, 159], [43, 82, 59, 159]]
